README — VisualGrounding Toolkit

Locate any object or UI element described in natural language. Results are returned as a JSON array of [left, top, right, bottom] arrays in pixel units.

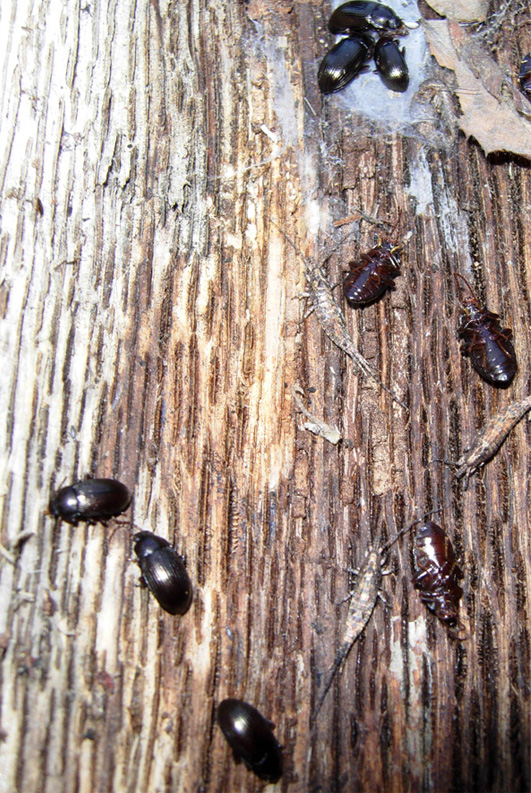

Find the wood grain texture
[[0, 1, 530, 792]]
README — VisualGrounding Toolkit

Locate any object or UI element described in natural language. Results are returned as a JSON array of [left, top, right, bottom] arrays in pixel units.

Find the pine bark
[[0, 1, 530, 792]]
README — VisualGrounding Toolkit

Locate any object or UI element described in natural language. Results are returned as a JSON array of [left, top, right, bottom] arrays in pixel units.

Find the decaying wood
[[1, 0, 530, 792], [455, 394, 531, 487]]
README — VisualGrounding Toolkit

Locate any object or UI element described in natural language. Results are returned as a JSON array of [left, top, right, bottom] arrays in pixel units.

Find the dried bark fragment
[[291, 386, 341, 444], [455, 395, 531, 487]]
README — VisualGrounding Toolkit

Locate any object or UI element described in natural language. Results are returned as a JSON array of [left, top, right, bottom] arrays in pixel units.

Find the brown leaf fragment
[[455, 394, 531, 488], [423, 0, 488, 23], [423, 20, 531, 158]]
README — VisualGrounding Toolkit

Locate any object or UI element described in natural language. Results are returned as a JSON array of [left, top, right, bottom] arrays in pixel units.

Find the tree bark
[[0, 1, 530, 792]]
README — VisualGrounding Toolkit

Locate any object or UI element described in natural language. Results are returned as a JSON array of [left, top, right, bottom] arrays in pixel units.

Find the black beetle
[[318, 34, 373, 94], [518, 54, 531, 99], [49, 478, 131, 525], [328, 1, 404, 34], [374, 37, 409, 92], [133, 531, 193, 615], [217, 699, 283, 783]]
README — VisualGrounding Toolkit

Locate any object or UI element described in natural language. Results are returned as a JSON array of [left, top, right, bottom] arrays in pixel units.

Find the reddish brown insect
[[455, 394, 531, 488], [518, 54, 531, 99], [412, 521, 464, 635], [343, 238, 402, 307], [269, 219, 408, 411], [455, 273, 517, 387]]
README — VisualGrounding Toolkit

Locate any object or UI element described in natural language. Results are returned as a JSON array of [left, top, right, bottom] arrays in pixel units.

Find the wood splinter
[[291, 385, 341, 444]]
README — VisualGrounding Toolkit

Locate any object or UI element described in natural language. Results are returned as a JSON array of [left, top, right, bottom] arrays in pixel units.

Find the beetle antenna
[[108, 519, 139, 542], [333, 207, 391, 232], [268, 216, 358, 265], [381, 508, 444, 552], [388, 206, 402, 242], [454, 272, 478, 305]]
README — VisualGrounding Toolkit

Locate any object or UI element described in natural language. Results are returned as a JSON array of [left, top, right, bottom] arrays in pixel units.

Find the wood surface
[[0, 1, 530, 791]]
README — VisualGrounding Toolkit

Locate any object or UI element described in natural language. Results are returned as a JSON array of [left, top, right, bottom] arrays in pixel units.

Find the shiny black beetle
[[518, 54, 531, 99], [455, 273, 517, 387], [328, 1, 405, 34], [217, 699, 283, 782], [134, 531, 193, 615], [49, 478, 131, 525], [374, 37, 409, 92], [318, 34, 373, 94]]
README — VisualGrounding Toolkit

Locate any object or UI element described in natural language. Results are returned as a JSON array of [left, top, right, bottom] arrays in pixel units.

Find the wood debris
[[291, 386, 341, 445], [455, 394, 531, 488]]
